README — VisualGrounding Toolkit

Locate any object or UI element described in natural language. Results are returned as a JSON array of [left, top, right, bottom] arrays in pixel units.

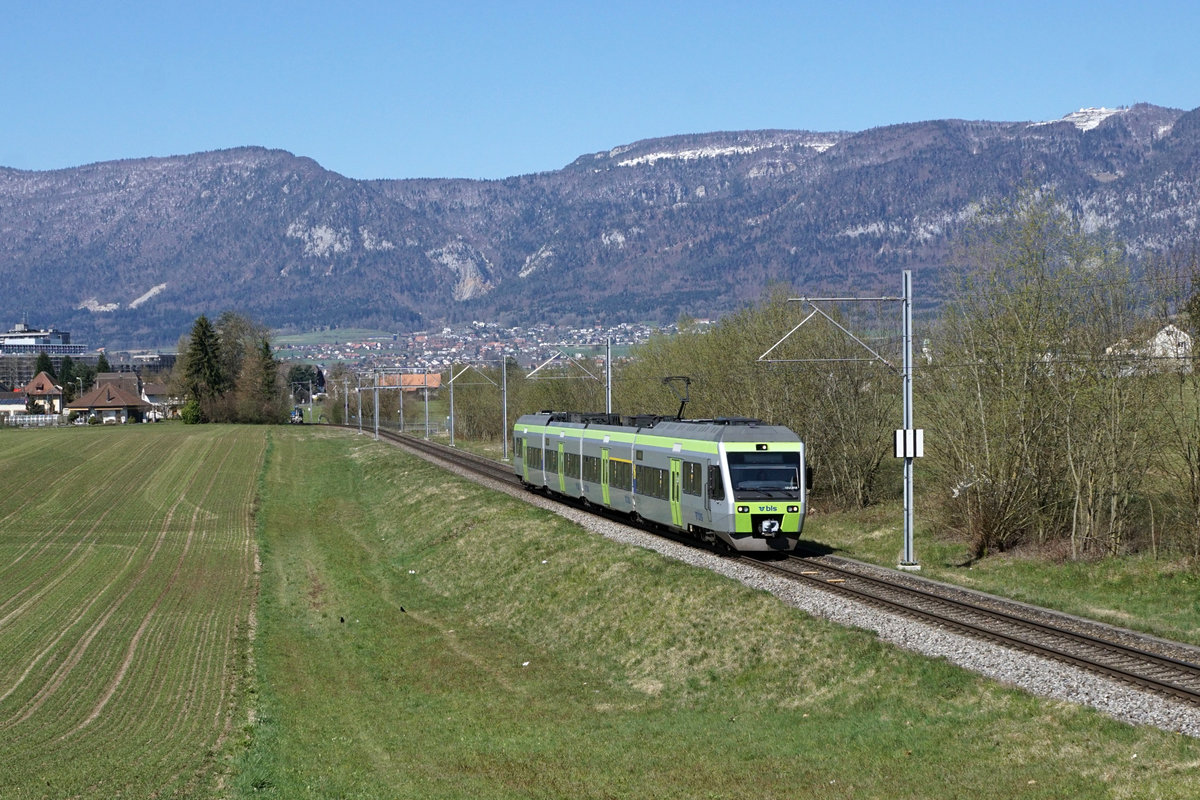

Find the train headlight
[[737, 505, 749, 514], [787, 505, 799, 513]]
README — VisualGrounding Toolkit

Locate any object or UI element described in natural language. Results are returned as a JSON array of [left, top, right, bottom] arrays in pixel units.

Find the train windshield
[[727, 451, 802, 497]]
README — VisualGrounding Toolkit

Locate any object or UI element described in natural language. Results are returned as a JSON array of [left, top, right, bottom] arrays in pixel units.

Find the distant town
[[276, 319, 710, 372], [3, 318, 709, 386], [1, 317, 711, 424]]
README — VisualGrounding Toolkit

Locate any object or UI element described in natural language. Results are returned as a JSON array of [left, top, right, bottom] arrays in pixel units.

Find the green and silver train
[[513, 411, 809, 553]]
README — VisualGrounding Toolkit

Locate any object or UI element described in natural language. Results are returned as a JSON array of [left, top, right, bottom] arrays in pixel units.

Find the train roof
[[515, 411, 801, 443]]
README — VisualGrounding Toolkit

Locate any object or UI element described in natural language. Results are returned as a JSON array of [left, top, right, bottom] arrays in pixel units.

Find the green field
[[274, 328, 396, 346], [0, 424, 263, 798], [3, 425, 1200, 798]]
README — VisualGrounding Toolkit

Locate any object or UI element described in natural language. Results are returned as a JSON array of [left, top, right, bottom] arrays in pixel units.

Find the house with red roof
[[23, 371, 63, 414], [66, 381, 152, 424], [379, 373, 442, 393]]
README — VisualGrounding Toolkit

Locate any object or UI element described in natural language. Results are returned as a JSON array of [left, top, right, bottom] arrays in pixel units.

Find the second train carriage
[[513, 411, 809, 553]]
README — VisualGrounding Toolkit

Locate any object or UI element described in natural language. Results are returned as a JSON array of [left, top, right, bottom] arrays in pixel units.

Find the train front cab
[[712, 440, 807, 553]]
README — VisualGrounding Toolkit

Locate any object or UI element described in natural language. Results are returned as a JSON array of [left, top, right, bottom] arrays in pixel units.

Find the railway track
[[754, 555, 1200, 706], [367, 427, 519, 485], [357, 425, 1200, 707]]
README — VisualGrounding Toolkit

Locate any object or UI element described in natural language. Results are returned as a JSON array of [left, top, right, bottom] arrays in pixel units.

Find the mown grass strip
[[239, 428, 1200, 799]]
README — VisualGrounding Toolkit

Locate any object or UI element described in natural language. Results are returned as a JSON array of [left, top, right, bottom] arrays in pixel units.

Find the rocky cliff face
[[0, 104, 1195, 346]]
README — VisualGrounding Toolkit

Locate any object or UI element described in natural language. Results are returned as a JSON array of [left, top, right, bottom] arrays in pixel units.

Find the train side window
[[611, 460, 632, 491], [637, 467, 666, 499], [582, 455, 601, 483], [682, 462, 702, 496], [708, 465, 725, 501], [635, 466, 657, 497]]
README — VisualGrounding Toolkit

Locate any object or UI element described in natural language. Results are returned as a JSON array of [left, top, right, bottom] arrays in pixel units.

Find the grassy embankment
[[237, 426, 1200, 799]]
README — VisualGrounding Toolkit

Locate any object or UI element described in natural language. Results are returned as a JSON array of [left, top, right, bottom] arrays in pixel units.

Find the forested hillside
[[1, 104, 1196, 346]]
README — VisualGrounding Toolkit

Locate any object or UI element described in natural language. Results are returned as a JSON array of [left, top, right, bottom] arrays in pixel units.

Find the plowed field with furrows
[[0, 425, 266, 799]]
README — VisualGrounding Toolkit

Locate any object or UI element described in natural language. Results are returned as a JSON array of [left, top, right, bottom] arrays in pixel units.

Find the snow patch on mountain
[[520, 244, 555, 278], [837, 203, 984, 243], [602, 230, 627, 249], [77, 298, 119, 313], [129, 283, 168, 309], [837, 221, 901, 239], [1030, 107, 1128, 132], [616, 140, 835, 167]]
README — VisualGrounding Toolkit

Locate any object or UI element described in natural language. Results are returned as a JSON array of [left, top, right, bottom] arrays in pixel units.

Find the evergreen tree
[[286, 364, 320, 402], [77, 363, 96, 394], [181, 315, 227, 416], [96, 352, 112, 373], [59, 356, 76, 401], [173, 312, 288, 424]]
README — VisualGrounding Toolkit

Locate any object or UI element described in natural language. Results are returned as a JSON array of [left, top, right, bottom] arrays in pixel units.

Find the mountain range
[[1, 102, 1197, 348]]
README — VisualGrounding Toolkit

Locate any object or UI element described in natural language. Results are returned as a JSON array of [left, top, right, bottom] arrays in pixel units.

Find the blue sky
[[2, 1, 1196, 180]]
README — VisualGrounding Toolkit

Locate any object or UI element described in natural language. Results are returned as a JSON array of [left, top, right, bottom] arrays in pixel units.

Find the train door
[[557, 442, 566, 493], [522, 437, 530, 483], [669, 458, 683, 527], [601, 448, 611, 506]]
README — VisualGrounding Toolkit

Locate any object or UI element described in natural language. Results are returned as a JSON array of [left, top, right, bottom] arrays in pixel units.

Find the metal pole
[[449, 364, 456, 447], [423, 374, 430, 439], [901, 270, 917, 568], [373, 372, 379, 441], [501, 357, 509, 461], [356, 374, 362, 434], [759, 270, 920, 570], [343, 377, 348, 425], [606, 337, 612, 413], [399, 379, 404, 432]]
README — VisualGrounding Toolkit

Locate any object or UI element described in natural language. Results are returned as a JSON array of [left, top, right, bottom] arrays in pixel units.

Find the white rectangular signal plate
[[894, 429, 924, 458]]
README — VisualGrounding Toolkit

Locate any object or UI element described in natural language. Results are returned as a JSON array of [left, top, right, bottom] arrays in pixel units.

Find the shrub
[[181, 399, 203, 425]]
